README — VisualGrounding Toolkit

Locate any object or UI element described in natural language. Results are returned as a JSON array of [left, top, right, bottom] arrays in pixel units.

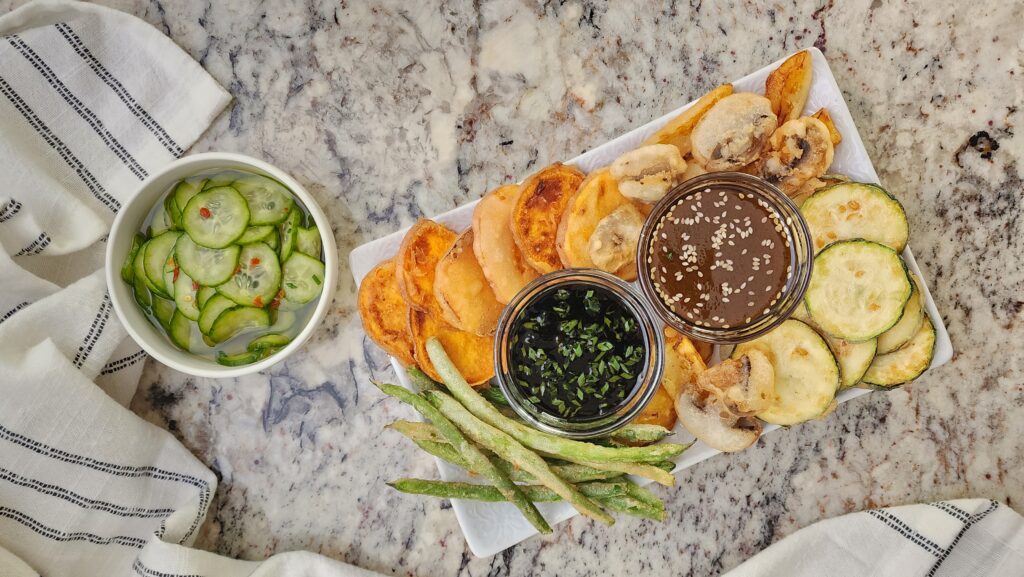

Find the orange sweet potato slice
[[357, 259, 415, 366], [556, 168, 638, 281], [642, 84, 734, 157], [434, 229, 505, 336], [765, 50, 813, 123], [409, 308, 494, 386], [472, 184, 541, 304], [395, 219, 457, 317], [511, 163, 585, 274]]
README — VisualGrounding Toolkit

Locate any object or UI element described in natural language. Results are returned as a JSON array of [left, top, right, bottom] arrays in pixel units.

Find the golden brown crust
[[643, 84, 734, 157], [357, 259, 415, 367], [556, 169, 638, 280], [472, 184, 540, 304], [434, 229, 504, 336], [409, 308, 495, 386], [765, 50, 813, 123], [511, 163, 585, 273], [395, 219, 457, 317]]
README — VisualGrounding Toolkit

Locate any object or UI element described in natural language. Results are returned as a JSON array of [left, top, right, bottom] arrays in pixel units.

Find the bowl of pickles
[[106, 152, 337, 377]]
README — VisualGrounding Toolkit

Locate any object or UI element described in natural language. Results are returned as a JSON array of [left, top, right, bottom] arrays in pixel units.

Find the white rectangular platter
[[349, 47, 953, 557]]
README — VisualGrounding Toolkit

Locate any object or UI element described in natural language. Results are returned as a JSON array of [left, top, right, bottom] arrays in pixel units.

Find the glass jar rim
[[493, 269, 665, 439], [635, 172, 814, 344]]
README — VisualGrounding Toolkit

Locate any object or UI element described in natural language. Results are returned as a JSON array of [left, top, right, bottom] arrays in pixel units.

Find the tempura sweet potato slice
[[395, 219, 457, 317], [472, 184, 540, 304], [511, 163, 585, 274], [765, 50, 813, 123], [409, 309, 494, 385], [635, 384, 678, 430], [556, 168, 637, 280], [357, 259, 415, 366], [643, 84, 734, 158], [812, 107, 842, 145], [661, 328, 709, 401], [434, 229, 504, 336]]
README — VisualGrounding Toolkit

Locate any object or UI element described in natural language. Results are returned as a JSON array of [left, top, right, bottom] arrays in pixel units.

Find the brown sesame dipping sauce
[[646, 186, 793, 329]]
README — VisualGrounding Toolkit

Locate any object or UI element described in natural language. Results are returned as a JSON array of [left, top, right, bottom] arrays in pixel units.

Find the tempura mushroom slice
[[690, 93, 778, 172], [761, 117, 835, 197]]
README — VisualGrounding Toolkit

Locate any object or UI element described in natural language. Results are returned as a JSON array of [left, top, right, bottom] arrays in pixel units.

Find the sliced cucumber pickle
[[169, 311, 192, 350], [281, 252, 326, 304], [196, 286, 217, 309], [247, 333, 291, 352], [217, 243, 281, 307], [198, 294, 236, 335], [237, 225, 275, 244], [173, 178, 207, 214], [181, 186, 250, 248], [121, 233, 144, 284], [164, 194, 181, 229], [278, 209, 301, 264], [174, 270, 201, 321], [233, 174, 294, 225], [216, 350, 260, 366], [805, 240, 912, 342], [296, 226, 322, 258], [152, 296, 175, 332], [209, 306, 270, 343], [143, 232, 180, 298], [175, 234, 240, 286], [733, 319, 839, 425]]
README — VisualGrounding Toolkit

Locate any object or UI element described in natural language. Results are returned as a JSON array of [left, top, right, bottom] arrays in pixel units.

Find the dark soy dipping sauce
[[508, 284, 645, 421], [648, 187, 793, 329]]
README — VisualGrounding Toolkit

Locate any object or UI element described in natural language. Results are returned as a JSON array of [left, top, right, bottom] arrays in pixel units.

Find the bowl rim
[[104, 151, 337, 378]]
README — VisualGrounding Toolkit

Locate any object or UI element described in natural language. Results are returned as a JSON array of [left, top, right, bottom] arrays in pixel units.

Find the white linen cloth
[[725, 498, 1024, 577], [0, 2, 381, 576]]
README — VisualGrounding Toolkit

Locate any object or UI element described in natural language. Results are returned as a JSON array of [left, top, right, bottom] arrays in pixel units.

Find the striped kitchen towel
[[724, 498, 1024, 577], [0, 3, 385, 576]]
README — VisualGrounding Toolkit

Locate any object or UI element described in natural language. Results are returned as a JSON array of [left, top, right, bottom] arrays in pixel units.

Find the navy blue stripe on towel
[[0, 74, 120, 212], [0, 466, 174, 519], [0, 506, 147, 548], [7, 35, 148, 180], [54, 22, 184, 157]]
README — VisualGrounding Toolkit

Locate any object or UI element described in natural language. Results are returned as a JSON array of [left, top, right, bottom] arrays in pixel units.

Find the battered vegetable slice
[[511, 162, 585, 273], [357, 259, 415, 367], [765, 50, 813, 123], [433, 229, 504, 336], [805, 240, 912, 341], [861, 316, 936, 388], [642, 84, 734, 157], [732, 319, 839, 426], [395, 219, 457, 316], [409, 309, 494, 385], [472, 184, 541, 304], [556, 169, 639, 280]]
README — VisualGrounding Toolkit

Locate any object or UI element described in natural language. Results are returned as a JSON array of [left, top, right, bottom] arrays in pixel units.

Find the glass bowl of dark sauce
[[494, 269, 664, 439]]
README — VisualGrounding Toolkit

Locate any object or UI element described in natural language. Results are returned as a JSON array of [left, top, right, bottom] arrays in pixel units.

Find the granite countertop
[[5, 0, 1020, 574]]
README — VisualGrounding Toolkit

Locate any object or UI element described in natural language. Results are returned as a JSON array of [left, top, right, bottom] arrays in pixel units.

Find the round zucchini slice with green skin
[[174, 270, 202, 321], [216, 243, 281, 307], [801, 182, 909, 254], [196, 286, 217, 309], [862, 316, 936, 388], [168, 310, 192, 350], [173, 178, 207, 213], [237, 225, 275, 244], [247, 333, 290, 352], [151, 295, 175, 332], [732, 319, 839, 426], [296, 226, 322, 258], [143, 232, 180, 298], [805, 240, 912, 342], [198, 294, 236, 335], [216, 350, 260, 366], [876, 272, 925, 354], [209, 306, 271, 343], [232, 174, 294, 225], [791, 303, 877, 389], [181, 186, 250, 248], [281, 252, 326, 304], [175, 234, 240, 286]]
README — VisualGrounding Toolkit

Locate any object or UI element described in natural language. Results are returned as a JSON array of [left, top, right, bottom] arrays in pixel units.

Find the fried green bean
[[375, 383, 551, 533], [406, 367, 440, 392], [425, 338, 688, 467], [424, 389, 614, 525]]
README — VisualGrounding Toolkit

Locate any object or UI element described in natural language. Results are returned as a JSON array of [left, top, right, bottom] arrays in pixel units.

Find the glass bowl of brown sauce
[[637, 172, 813, 344], [494, 269, 665, 439]]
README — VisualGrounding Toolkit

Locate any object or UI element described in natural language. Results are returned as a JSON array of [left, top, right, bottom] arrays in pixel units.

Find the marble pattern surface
[[2, 0, 1020, 574]]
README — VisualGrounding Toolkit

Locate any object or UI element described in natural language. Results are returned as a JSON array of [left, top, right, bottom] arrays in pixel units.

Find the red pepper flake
[[172, 267, 180, 282], [253, 296, 264, 308], [250, 257, 261, 266], [234, 264, 242, 274], [270, 296, 281, 309], [199, 207, 212, 219], [192, 281, 199, 292]]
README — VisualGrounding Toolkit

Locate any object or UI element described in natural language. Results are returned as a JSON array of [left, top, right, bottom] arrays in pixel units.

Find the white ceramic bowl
[[105, 152, 337, 378]]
